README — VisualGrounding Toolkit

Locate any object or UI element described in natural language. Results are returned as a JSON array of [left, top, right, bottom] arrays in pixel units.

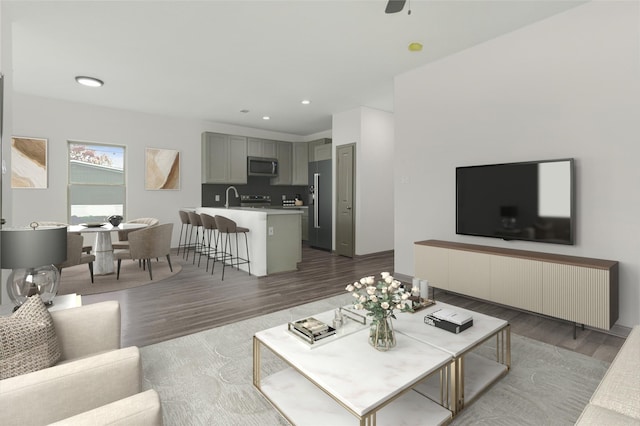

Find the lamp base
[[7, 265, 60, 308]]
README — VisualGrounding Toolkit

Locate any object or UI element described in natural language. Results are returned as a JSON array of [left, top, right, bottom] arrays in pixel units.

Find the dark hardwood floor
[[84, 244, 394, 347], [84, 244, 625, 362]]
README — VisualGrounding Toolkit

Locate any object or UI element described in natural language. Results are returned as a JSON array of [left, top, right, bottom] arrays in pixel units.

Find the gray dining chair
[[113, 223, 173, 280], [55, 232, 96, 283], [112, 217, 160, 250]]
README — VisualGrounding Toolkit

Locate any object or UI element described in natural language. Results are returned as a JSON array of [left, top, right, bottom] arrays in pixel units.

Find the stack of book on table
[[424, 308, 473, 334], [289, 317, 336, 344]]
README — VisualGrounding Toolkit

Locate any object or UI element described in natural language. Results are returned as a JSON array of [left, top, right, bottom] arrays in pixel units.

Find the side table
[[0, 293, 82, 316]]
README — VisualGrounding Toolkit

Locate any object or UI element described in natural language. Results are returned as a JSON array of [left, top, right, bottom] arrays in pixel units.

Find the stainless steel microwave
[[247, 157, 278, 177]]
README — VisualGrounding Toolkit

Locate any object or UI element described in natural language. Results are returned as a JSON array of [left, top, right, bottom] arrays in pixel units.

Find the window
[[68, 142, 125, 225]]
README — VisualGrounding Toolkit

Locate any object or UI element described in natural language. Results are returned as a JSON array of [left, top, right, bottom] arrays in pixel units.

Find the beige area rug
[[141, 294, 610, 426], [57, 256, 182, 296]]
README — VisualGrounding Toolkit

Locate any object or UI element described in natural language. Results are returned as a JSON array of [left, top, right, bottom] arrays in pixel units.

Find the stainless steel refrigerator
[[308, 159, 332, 250]]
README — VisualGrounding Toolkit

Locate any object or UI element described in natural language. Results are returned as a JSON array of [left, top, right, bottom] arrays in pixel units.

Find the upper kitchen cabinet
[[292, 142, 309, 185], [270, 141, 293, 186], [202, 132, 247, 184], [247, 138, 277, 158], [308, 138, 332, 161]]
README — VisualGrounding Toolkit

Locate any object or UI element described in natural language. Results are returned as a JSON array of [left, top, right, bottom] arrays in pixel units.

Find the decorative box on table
[[424, 308, 474, 334]]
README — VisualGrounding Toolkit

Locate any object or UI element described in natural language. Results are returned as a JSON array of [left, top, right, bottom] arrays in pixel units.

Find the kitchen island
[[196, 207, 302, 277]]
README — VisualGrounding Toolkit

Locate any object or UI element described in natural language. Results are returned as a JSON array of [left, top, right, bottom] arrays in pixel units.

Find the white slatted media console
[[543, 264, 613, 329], [491, 255, 543, 313], [415, 240, 618, 330]]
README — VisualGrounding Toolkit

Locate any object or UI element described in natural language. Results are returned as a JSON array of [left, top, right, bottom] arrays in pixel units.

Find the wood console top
[[415, 240, 618, 270]]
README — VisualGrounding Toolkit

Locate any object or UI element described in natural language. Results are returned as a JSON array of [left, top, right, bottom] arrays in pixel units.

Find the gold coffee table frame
[[450, 324, 511, 414], [253, 309, 511, 424], [253, 334, 453, 426]]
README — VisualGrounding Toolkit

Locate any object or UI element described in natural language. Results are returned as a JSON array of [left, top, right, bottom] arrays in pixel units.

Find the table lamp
[[1, 224, 67, 309]]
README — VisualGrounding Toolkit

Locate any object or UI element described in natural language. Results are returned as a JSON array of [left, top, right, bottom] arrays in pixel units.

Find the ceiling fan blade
[[385, 0, 406, 14]]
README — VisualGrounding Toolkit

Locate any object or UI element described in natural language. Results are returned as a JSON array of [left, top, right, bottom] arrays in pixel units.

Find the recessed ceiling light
[[75, 76, 104, 87], [301, 99, 311, 105], [408, 42, 423, 52], [262, 116, 270, 120]]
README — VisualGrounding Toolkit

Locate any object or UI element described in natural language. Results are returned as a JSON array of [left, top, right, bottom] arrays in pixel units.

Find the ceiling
[[5, 1, 583, 136]]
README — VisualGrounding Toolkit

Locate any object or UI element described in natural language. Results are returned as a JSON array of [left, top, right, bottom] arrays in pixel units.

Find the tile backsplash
[[202, 176, 308, 207]]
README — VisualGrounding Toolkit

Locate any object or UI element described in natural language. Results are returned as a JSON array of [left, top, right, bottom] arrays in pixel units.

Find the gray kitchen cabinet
[[314, 143, 332, 161], [270, 141, 292, 186], [247, 138, 277, 158], [202, 132, 247, 184], [308, 138, 332, 162], [292, 142, 309, 185]]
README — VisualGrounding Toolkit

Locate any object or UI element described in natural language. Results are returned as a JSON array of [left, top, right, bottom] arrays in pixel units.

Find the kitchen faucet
[[225, 186, 239, 208]]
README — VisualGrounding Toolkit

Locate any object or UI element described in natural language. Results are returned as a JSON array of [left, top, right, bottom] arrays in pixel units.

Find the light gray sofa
[[0, 301, 163, 425], [575, 325, 640, 425]]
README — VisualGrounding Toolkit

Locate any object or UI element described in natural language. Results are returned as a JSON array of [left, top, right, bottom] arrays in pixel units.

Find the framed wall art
[[145, 147, 180, 190], [11, 136, 48, 188]]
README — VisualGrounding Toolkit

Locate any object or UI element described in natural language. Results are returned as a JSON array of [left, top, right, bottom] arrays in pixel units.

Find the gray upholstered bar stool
[[214, 215, 250, 280], [177, 210, 192, 258], [199, 213, 220, 273], [186, 211, 205, 265]]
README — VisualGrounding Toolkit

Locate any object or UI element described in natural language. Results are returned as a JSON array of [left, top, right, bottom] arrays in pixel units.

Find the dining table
[[68, 223, 147, 275]]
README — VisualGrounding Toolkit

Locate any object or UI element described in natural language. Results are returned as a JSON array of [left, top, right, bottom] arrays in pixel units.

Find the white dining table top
[[68, 223, 147, 233]]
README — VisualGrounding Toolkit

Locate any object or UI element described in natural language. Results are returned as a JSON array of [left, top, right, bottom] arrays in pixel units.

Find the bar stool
[[177, 210, 192, 258], [186, 211, 205, 265], [214, 215, 250, 280], [199, 213, 220, 273]]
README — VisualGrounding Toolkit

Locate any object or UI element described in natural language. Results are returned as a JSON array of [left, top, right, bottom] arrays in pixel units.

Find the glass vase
[[369, 316, 396, 351]]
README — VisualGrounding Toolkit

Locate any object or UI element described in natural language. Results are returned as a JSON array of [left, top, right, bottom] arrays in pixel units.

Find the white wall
[[333, 107, 394, 255], [394, 1, 640, 327], [8, 93, 312, 247], [1, 3, 11, 305], [332, 109, 360, 253], [358, 108, 394, 254]]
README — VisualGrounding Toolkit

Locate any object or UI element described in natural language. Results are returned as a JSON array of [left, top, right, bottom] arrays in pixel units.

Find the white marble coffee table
[[253, 311, 454, 426], [394, 301, 510, 414]]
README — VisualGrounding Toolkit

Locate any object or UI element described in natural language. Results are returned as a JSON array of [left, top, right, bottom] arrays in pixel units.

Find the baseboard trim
[[353, 249, 394, 260]]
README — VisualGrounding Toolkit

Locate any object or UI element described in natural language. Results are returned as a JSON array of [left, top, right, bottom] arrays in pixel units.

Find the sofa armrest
[[51, 301, 121, 361], [576, 404, 640, 425], [0, 346, 141, 426], [589, 325, 640, 420], [48, 389, 163, 426]]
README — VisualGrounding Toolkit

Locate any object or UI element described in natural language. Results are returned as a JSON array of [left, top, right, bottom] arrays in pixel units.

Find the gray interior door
[[336, 144, 355, 257]]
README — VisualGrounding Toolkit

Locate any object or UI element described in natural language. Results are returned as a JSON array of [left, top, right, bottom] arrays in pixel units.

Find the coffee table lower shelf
[[259, 368, 452, 426], [413, 352, 509, 410]]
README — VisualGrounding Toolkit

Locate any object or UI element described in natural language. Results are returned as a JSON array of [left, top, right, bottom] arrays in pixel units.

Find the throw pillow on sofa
[[0, 295, 61, 379]]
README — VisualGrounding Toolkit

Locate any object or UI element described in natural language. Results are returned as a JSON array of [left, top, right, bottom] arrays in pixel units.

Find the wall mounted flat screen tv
[[456, 159, 575, 245]]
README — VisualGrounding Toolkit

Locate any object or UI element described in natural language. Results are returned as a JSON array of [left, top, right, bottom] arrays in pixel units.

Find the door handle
[[346, 206, 352, 210], [313, 173, 320, 228]]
